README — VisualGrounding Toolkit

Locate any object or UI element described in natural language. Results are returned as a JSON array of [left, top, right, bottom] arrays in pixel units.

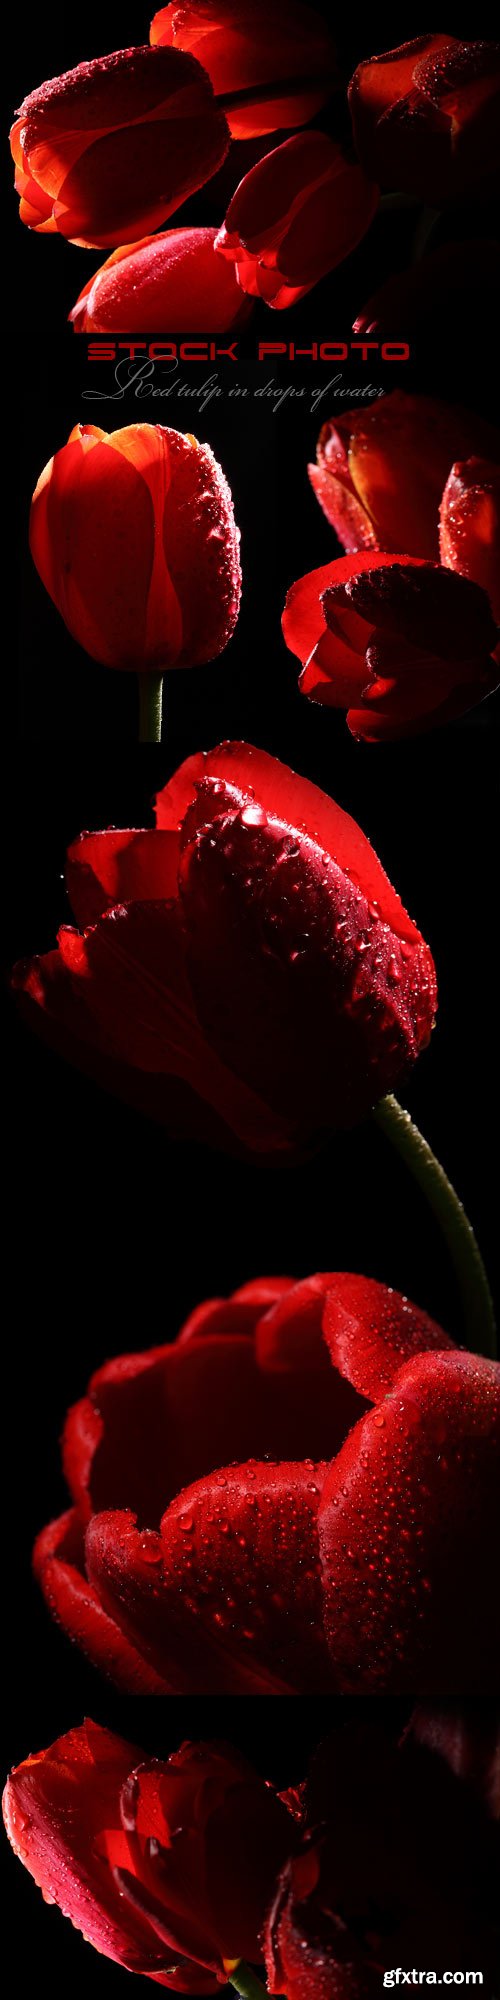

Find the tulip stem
[[138, 673, 163, 743], [374, 1094, 496, 1359], [216, 72, 338, 114], [226, 1964, 268, 2000]]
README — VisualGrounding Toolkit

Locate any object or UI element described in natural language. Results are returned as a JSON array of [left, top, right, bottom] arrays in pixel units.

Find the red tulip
[[349, 35, 500, 202], [70, 226, 253, 333], [440, 457, 500, 628], [30, 424, 241, 674], [150, 1, 338, 139], [308, 391, 500, 560], [265, 1719, 500, 1996], [30, 1274, 499, 1692], [10, 46, 230, 248], [13, 742, 436, 1157], [214, 133, 378, 308], [3, 1725, 297, 1986], [283, 552, 499, 740]]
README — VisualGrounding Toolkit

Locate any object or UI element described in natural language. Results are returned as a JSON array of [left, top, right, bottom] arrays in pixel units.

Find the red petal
[[30, 430, 156, 668], [17, 48, 229, 246], [323, 1274, 453, 1401], [74, 1325, 365, 1527], [318, 1350, 500, 1691], [178, 1277, 293, 1343], [175, 767, 436, 1133], [2, 1720, 182, 1975], [256, 1274, 339, 1373], [33, 1511, 169, 1693], [159, 1461, 334, 1691], [66, 828, 180, 926], [13, 902, 292, 1159], [347, 393, 500, 560], [308, 460, 377, 553], [70, 228, 251, 334], [440, 456, 500, 625], [156, 739, 425, 941], [328, 558, 497, 660], [150, 1, 337, 139]]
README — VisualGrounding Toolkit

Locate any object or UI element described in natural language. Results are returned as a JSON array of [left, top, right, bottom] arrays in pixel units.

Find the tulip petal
[[318, 1350, 500, 1691], [85, 1507, 290, 1694], [156, 738, 425, 943], [66, 829, 181, 926], [150, 1, 337, 139], [65, 1327, 365, 1528], [159, 1461, 335, 1690], [440, 456, 500, 626], [33, 1511, 169, 1693], [256, 1274, 339, 1373], [70, 228, 252, 335], [178, 1277, 294, 1343], [322, 1274, 453, 1401], [3, 1720, 181, 1973], [14, 47, 230, 246]]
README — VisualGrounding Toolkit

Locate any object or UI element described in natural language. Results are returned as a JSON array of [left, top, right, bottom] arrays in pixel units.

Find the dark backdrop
[[3, 2, 500, 1990]]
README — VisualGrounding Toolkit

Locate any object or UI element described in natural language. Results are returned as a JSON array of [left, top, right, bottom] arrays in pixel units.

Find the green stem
[[138, 672, 163, 744], [411, 204, 441, 262], [379, 191, 419, 211], [226, 1966, 268, 2000], [373, 1095, 496, 1359]]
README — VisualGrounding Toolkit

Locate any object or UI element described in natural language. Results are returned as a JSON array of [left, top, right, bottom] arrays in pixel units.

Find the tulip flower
[[440, 457, 500, 628], [10, 45, 230, 247], [25, 1274, 500, 1691], [3, 1726, 297, 1985], [265, 1719, 500, 1995], [214, 133, 378, 308], [29, 424, 241, 740], [283, 551, 499, 739], [70, 226, 253, 333], [349, 34, 500, 202], [13, 740, 437, 1158], [308, 392, 500, 561], [150, 1, 338, 139]]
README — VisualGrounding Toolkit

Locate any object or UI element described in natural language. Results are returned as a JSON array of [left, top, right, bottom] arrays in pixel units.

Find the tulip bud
[[70, 226, 253, 333], [11, 45, 230, 247], [349, 34, 500, 202], [150, 0, 338, 138], [214, 132, 378, 309], [30, 424, 241, 691]]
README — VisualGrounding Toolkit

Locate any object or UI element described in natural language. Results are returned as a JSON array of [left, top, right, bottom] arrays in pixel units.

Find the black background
[[3, 2, 500, 1991]]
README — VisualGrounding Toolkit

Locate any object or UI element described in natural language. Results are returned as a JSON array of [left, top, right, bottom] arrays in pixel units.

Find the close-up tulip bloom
[[440, 457, 500, 628], [150, 0, 338, 138], [308, 392, 500, 561], [3, 1726, 298, 1986], [26, 1273, 500, 1692], [265, 1718, 500, 1994], [348, 34, 500, 203], [214, 133, 378, 308], [13, 741, 436, 1158], [10, 45, 230, 247], [70, 226, 253, 333], [283, 551, 499, 740], [30, 424, 241, 739]]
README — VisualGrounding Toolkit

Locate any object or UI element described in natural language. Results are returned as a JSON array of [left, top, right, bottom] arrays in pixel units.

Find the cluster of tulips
[[29, 388, 500, 741], [11, 6, 500, 328], [4, 1714, 500, 1991]]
